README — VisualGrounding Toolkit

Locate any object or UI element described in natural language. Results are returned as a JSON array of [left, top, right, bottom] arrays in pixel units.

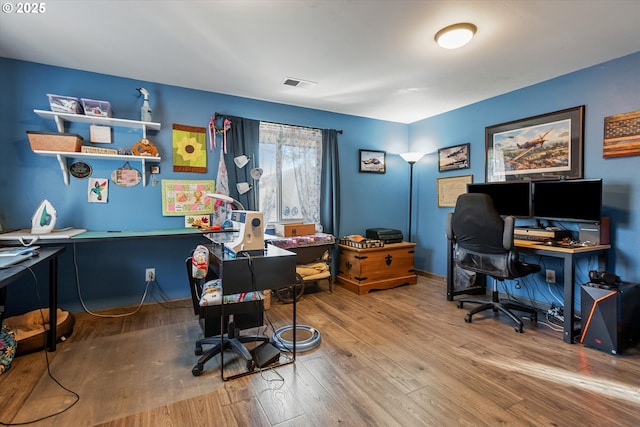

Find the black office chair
[[185, 257, 269, 376], [445, 193, 541, 333]]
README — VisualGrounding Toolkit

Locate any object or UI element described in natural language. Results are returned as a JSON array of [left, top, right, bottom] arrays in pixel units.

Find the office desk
[[207, 243, 297, 380], [447, 239, 610, 344], [0, 247, 65, 351], [513, 240, 610, 343]]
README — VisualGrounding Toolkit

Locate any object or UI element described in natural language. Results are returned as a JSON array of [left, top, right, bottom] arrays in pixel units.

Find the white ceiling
[[1, 0, 639, 124]]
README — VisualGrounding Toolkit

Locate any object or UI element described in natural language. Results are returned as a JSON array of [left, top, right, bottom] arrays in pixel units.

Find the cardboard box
[[275, 222, 315, 237], [27, 131, 83, 152]]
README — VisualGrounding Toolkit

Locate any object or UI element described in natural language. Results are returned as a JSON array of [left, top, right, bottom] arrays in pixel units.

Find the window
[[258, 122, 322, 226]]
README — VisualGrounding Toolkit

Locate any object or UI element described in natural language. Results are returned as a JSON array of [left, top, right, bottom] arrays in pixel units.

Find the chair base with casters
[[186, 256, 268, 377], [192, 319, 269, 376], [457, 278, 538, 333]]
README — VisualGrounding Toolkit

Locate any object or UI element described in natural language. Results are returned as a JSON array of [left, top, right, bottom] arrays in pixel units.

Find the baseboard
[[414, 269, 446, 282]]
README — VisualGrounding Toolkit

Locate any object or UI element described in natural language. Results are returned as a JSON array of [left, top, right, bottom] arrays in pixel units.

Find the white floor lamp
[[400, 152, 426, 242]]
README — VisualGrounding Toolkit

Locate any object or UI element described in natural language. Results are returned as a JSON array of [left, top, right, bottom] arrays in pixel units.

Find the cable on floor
[[0, 267, 79, 426]]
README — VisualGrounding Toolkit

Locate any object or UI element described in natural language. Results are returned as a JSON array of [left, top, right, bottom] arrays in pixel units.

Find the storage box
[[275, 222, 315, 237], [47, 94, 83, 114], [81, 98, 112, 117], [27, 131, 83, 152]]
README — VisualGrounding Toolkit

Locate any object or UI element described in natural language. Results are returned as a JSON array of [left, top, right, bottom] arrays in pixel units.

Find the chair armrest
[[503, 216, 515, 251], [445, 213, 454, 241]]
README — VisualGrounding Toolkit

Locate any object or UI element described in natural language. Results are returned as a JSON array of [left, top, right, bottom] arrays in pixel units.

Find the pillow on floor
[[0, 322, 17, 374]]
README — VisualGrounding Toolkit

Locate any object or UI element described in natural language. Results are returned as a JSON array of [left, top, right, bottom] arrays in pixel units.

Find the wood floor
[[2, 275, 640, 426]]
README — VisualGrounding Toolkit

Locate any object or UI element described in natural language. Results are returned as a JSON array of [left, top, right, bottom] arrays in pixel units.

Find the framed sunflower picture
[[172, 124, 207, 173]]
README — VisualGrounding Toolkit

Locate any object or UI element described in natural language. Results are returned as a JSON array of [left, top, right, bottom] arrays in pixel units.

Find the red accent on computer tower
[[580, 282, 640, 355]]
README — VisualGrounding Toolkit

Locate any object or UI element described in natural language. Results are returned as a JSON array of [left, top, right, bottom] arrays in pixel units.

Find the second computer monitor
[[532, 179, 602, 222], [467, 181, 532, 218]]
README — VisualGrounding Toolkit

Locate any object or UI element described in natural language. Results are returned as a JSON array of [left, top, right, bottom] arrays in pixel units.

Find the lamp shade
[[233, 155, 250, 169], [250, 167, 263, 180], [435, 23, 477, 49], [236, 182, 252, 195], [400, 152, 426, 164]]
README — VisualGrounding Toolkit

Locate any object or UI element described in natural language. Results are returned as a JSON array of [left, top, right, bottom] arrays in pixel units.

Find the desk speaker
[[580, 282, 640, 355]]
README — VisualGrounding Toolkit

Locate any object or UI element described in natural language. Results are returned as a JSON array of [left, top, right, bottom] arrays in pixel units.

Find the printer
[[365, 228, 404, 244]]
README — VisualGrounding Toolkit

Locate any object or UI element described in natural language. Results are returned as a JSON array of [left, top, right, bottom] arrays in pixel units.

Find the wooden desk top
[[514, 239, 610, 254]]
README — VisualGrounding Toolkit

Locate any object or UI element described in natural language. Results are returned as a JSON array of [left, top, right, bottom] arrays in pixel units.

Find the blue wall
[[1, 51, 639, 316]]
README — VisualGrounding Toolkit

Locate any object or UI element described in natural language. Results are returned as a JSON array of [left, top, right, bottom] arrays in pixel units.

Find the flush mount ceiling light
[[435, 23, 477, 49]]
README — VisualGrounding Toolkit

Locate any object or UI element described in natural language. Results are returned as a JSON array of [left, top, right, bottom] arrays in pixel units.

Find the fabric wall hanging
[[161, 179, 215, 216], [172, 124, 207, 173]]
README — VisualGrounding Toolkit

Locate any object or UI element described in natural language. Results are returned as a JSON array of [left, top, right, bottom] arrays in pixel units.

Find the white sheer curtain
[[259, 122, 322, 226]]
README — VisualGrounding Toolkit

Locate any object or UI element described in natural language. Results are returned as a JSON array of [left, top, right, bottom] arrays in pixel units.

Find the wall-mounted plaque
[[69, 161, 92, 179]]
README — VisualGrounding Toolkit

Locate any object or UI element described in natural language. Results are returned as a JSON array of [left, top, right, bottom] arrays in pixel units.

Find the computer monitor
[[532, 179, 602, 222], [466, 181, 532, 218]]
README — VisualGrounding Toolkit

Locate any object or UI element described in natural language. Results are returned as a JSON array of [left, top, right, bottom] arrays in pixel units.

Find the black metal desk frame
[[514, 241, 610, 343], [0, 246, 65, 351], [447, 240, 610, 344], [206, 242, 297, 381]]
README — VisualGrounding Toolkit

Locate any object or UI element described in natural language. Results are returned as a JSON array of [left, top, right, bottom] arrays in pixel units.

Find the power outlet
[[145, 268, 155, 282], [546, 269, 556, 283]]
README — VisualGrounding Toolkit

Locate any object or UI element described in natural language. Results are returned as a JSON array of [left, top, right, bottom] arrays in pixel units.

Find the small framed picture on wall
[[359, 149, 386, 174], [438, 143, 470, 172]]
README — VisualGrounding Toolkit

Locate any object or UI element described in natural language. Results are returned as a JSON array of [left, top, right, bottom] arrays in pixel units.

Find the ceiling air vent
[[282, 77, 317, 89]]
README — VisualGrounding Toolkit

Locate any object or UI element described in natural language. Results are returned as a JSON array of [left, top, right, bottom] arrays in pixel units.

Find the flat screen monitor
[[532, 179, 602, 222], [466, 181, 532, 218]]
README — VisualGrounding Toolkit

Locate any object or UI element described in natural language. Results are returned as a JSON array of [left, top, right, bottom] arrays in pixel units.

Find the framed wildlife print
[[485, 106, 584, 182]]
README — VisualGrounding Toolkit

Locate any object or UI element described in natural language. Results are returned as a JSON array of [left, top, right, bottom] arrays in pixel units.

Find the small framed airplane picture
[[485, 106, 584, 182], [359, 149, 386, 174], [438, 143, 470, 172]]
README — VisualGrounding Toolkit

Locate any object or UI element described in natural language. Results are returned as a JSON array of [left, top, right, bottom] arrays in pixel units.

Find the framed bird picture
[[88, 178, 109, 203]]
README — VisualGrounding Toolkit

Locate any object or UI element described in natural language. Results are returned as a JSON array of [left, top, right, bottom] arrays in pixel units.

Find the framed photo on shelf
[[485, 106, 584, 182], [438, 143, 470, 172], [437, 175, 473, 208], [359, 149, 386, 174]]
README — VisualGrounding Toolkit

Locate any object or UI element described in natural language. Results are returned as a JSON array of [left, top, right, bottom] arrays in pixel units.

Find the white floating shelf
[[34, 109, 161, 138], [33, 150, 161, 186]]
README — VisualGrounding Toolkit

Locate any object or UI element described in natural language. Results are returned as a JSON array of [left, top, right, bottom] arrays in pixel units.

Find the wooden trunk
[[336, 242, 417, 294]]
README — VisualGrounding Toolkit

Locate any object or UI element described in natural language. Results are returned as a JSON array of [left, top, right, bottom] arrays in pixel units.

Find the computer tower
[[578, 217, 610, 245], [580, 282, 640, 355]]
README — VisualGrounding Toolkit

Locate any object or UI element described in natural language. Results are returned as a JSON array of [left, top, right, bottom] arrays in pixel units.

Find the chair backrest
[[446, 193, 517, 279], [185, 256, 203, 316]]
